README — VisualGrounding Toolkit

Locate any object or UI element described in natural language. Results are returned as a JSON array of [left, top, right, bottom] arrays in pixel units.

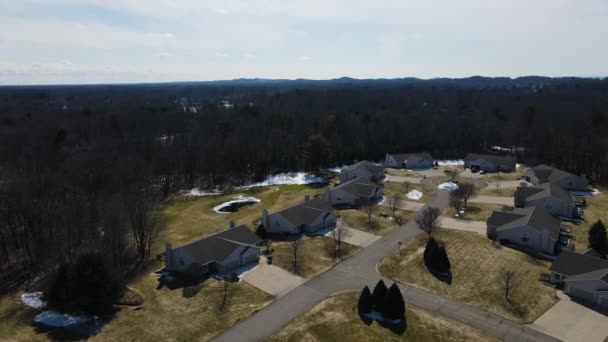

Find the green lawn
[[271, 235, 359, 278], [339, 208, 414, 236], [267, 292, 498, 342], [563, 187, 608, 252], [385, 168, 423, 178], [444, 203, 513, 222], [0, 269, 274, 342], [382, 181, 433, 204], [379, 229, 557, 323]]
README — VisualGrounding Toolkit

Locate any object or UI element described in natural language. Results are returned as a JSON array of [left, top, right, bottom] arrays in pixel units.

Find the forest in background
[[1, 76, 607, 298]]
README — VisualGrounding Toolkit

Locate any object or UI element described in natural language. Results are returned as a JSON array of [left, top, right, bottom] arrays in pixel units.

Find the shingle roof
[[550, 250, 608, 282], [515, 182, 572, 202], [172, 225, 261, 265], [273, 198, 333, 227], [342, 160, 383, 175], [387, 154, 410, 164], [492, 206, 561, 240], [530, 164, 581, 184], [465, 153, 516, 167], [388, 152, 435, 165], [487, 211, 525, 226], [333, 177, 380, 198]]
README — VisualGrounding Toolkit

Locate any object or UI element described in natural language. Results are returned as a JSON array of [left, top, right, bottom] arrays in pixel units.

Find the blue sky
[[1, 0, 607, 85]]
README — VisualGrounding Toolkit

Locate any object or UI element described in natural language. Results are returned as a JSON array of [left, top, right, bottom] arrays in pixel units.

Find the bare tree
[[290, 238, 300, 273], [220, 272, 238, 312], [332, 221, 351, 258], [415, 206, 441, 238], [387, 193, 401, 220], [445, 169, 458, 182], [362, 199, 374, 231], [449, 191, 463, 218], [458, 182, 477, 209], [498, 269, 519, 309], [126, 186, 161, 264]]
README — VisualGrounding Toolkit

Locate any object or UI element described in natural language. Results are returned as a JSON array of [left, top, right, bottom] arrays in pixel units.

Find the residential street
[[213, 189, 561, 342]]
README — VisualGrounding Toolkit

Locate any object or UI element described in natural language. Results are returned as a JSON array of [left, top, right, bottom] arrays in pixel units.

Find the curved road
[[213, 188, 561, 342]]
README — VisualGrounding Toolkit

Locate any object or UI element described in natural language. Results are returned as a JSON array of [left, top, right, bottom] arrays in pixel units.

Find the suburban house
[[486, 206, 567, 255], [324, 177, 384, 208], [261, 196, 336, 235], [525, 164, 589, 191], [339, 160, 385, 183], [384, 152, 435, 169], [549, 250, 608, 310], [514, 182, 578, 219], [164, 223, 262, 278], [464, 153, 516, 173]]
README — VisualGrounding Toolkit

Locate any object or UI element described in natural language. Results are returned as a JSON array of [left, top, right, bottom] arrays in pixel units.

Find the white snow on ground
[[183, 188, 222, 197], [326, 166, 345, 173], [20, 292, 46, 309], [438, 182, 459, 190], [34, 311, 92, 328], [213, 196, 261, 213], [406, 189, 423, 200], [242, 172, 327, 187], [570, 189, 601, 197], [436, 159, 464, 166]]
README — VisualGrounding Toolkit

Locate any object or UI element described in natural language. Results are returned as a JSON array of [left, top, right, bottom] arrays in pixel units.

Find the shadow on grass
[[359, 313, 408, 335], [429, 270, 453, 285], [32, 311, 116, 342]]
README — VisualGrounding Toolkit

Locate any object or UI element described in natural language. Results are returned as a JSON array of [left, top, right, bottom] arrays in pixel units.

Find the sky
[[1, 0, 607, 85]]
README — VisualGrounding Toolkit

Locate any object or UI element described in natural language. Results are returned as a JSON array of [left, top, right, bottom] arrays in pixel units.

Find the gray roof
[[342, 160, 383, 175], [172, 225, 261, 265], [488, 206, 561, 240], [530, 164, 583, 184], [273, 198, 333, 226], [333, 177, 380, 198], [515, 182, 572, 202], [465, 153, 516, 167], [388, 152, 434, 164], [550, 250, 608, 283]]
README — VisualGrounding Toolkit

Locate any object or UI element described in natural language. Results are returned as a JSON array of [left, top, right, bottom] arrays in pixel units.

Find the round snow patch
[[406, 189, 423, 200], [438, 182, 459, 191]]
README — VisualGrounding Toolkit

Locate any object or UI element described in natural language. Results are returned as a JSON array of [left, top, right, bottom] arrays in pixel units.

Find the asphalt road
[[213, 189, 561, 342]]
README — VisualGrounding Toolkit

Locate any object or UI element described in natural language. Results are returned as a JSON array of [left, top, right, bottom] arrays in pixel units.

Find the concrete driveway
[[239, 258, 307, 297], [320, 224, 381, 248], [384, 174, 422, 184], [529, 291, 608, 342], [438, 216, 487, 235], [470, 195, 514, 206]]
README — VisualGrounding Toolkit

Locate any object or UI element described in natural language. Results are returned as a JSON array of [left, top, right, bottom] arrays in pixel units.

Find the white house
[[324, 177, 384, 208], [262, 196, 336, 235], [339, 160, 384, 183], [164, 223, 262, 278]]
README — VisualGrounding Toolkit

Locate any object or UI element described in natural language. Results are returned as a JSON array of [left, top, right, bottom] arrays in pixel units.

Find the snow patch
[[34, 311, 92, 328], [326, 165, 346, 173], [406, 189, 423, 200], [20, 292, 46, 309], [213, 196, 261, 214], [183, 188, 222, 197], [242, 172, 326, 187], [438, 182, 459, 190], [436, 159, 464, 166]]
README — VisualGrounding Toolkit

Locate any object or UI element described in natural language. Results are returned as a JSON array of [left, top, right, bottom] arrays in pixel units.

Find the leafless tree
[[126, 186, 161, 264], [290, 238, 300, 273], [220, 272, 238, 312], [387, 193, 401, 220], [458, 182, 477, 208], [445, 169, 458, 182], [362, 199, 374, 231], [415, 206, 441, 238], [449, 191, 463, 218], [332, 221, 351, 258], [498, 269, 519, 309]]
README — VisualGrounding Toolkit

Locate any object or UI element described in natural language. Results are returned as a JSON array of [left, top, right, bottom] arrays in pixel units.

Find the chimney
[[229, 220, 236, 229], [304, 195, 310, 201]]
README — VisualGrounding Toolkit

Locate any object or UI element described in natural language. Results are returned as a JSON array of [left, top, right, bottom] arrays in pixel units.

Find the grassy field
[[382, 181, 433, 204], [267, 292, 498, 342], [563, 187, 608, 252], [379, 229, 557, 323], [478, 187, 517, 197], [385, 168, 423, 178], [271, 235, 360, 278], [0, 270, 273, 342], [339, 208, 414, 236], [160, 184, 325, 250], [443, 204, 513, 222]]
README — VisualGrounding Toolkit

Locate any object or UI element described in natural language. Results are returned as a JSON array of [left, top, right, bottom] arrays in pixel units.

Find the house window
[[554, 274, 561, 281], [545, 202, 552, 209], [521, 233, 529, 242], [178, 257, 184, 266]]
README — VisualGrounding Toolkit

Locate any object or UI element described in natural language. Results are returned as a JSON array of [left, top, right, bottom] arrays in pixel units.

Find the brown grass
[[563, 187, 608, 252], [385, 168, 423, 178], [379, 229, 557, 323], [339, 208, 414, 236], [478, 187, 517, 197], [443, 204, 513, 222], [381, 181, 433, 204]]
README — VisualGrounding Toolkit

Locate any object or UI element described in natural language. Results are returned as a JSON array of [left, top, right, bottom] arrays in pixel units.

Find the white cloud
[[215, 52, 232, 59]]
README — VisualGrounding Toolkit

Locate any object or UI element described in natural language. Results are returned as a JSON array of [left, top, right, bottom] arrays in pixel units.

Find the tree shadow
[[358, 313, 373, 326], [429, 270, 453, 285], [32, 311, 116, 342], [377, 317, 408, 335]]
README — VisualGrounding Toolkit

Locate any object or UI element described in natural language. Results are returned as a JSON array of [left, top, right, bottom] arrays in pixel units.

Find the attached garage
[[568, 286, 596, 304]]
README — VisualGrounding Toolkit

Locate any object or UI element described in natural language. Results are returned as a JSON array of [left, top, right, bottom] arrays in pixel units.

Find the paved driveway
[[529, 291, 608, 342], [438, 216, 487, 235], [239, 258, 307, 297], [384, 174, 422, 184], [470, 195, 514, 206], [321, 224, 381, 248]]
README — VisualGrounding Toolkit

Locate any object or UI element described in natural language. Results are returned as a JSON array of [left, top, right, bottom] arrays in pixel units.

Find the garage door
[[569, 287, 595, 304], [598, 294, 608, 309]]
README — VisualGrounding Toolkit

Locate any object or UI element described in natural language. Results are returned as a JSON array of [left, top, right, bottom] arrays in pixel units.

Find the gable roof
[[465, 153, 516, 167], [332, 177, 380, 198], [272, 198, 333, 227], [515, 182, 572, 202], [172, 225, 261, 266], [489, 206, 561, 240], [529, 164, 583, 184], [550, 250, 608, 282], [342, 160, 383, 175], [388, 153, 434, 164]]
